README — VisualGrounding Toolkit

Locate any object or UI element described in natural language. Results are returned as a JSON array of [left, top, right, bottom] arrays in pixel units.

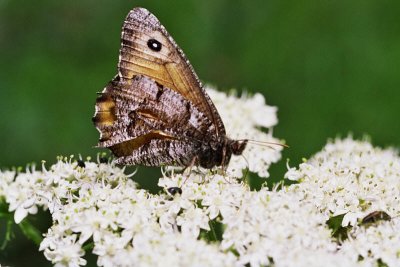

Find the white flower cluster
[[160, 171, 350, 267], [286, 137, 400, 226], [340, 218, 400, 267], [1, 158, 238, 267], [2, 138, 400, 266], [207, 88, 283, 177], [219, 188, 336, 267], [1, 86, 399, 267], [286, 137, 400, 266]]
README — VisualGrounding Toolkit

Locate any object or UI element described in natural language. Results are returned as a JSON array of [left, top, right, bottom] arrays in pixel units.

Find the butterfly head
[[217, 138, 248, 168], [228, 139, 248, 156]]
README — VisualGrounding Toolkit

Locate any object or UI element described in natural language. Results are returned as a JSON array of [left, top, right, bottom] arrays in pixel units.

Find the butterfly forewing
[[118, 8, 225, 137]]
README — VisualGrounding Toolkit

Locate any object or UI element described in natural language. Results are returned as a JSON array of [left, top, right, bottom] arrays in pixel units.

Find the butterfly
[[93, 7, 248, 169]]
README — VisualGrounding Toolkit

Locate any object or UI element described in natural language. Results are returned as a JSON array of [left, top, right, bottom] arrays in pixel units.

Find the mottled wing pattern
[[93, 75, 217, 166], [92, 7, 243, 168], [118, 7, 226, 137]]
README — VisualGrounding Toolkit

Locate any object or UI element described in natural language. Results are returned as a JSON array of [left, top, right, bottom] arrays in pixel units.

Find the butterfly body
[[93, 7, 247, 168]]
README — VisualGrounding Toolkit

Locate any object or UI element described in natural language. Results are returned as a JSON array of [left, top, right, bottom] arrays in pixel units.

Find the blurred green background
[[1, 0, 399, 266]]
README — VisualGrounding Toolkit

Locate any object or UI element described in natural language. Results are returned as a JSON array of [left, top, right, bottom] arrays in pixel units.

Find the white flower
[[40, 228, 86, 267], [207, 87, 283, 178], [200, 175, 247, 220], [5, 169, 43, 223], [128, 231, 238, 267], [279, 249, 368, 267], [0, 170, 15, 195], [176, 206, 210, 237], [284, 160, 304, 181], [93, 232, 131, 267]]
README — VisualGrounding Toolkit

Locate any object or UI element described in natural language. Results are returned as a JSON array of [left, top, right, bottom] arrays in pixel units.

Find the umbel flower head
[[1, 88, 400, 267], [207, 88, 282, 177]]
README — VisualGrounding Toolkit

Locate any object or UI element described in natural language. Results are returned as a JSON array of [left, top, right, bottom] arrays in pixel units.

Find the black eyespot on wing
[[147, 39, 162, 52]]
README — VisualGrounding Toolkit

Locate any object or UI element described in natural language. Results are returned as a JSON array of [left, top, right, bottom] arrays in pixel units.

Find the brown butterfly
[[93, 7, 247, 169]]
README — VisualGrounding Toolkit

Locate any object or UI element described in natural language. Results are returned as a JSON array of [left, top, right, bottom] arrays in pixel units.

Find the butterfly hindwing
[[94, 75, 216, 166]]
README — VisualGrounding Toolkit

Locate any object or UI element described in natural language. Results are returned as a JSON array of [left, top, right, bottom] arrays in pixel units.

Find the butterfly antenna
[[238, 139, 289, 149]]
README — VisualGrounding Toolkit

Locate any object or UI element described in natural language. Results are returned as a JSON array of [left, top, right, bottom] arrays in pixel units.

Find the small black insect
[[99, 157, 109, 164], [167, 187, 182, 196], [77, 160, 86, 168]]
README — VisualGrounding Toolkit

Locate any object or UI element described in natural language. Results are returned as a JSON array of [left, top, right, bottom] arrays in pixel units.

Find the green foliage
[[326, 213, 350, 242], [0, 199, 14, 250], [203, 220, 224, 242], [0, 199, 51, 266], [18, 218, 43, 246], [0, 199, 43, 248]]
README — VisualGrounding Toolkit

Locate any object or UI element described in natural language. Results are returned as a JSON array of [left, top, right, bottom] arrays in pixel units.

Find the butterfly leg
[[219, 146, 236, 184], [180, 156, 199, 185], [220, 145, 229, 177]]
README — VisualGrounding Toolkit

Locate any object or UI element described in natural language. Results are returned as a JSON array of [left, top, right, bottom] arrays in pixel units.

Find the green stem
[[209, 221, 218, 241], [18, 219, 43, 246]]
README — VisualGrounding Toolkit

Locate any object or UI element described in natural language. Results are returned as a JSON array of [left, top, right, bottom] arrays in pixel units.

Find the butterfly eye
[[147, 39, 162, 52]]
